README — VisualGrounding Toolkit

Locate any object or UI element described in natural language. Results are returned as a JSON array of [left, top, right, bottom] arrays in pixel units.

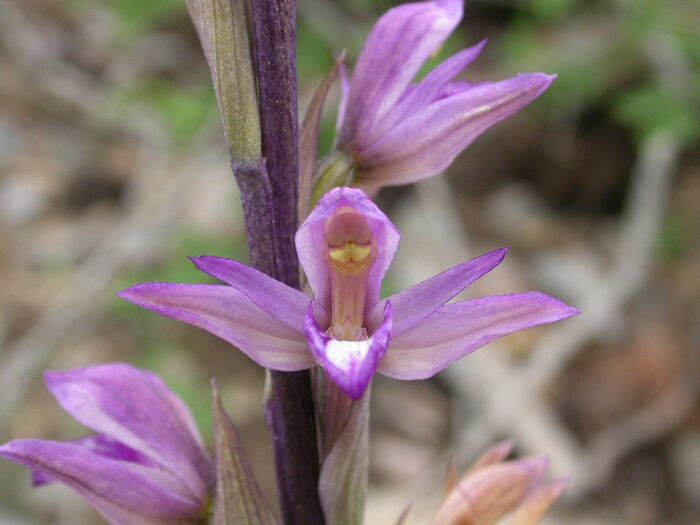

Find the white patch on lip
[[324, 339, 372, 373]]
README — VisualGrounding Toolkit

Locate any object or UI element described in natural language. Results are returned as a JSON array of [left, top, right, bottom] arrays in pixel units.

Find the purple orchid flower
[[335, 0, 555, 193], [0, 364, 214, 525], [119, 188, 577, 401]]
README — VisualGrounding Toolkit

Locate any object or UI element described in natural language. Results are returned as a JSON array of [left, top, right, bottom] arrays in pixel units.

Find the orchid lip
[[303, 301, 393, 400]]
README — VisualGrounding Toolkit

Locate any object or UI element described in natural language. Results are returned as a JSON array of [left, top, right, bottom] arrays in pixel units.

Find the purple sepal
[[304, 302, 393, 400], [380, 292, 580, 380], [31, 434, 155, 487], [366, 247, 508, 336], [118, 283, 314, 371]]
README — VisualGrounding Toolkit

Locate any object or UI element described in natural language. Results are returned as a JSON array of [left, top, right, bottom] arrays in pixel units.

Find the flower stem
[[245, 1, 324, 523]]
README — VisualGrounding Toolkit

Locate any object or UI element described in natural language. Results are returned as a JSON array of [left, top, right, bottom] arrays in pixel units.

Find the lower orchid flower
[[0, 364, 215, 525], [119, 187, 578, 401]]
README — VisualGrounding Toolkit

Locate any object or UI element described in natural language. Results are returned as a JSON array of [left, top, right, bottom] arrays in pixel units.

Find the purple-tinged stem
[[248, 1, 324, 524]]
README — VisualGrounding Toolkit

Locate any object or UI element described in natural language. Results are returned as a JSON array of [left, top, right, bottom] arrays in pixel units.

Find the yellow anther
[[329, 242, 371, 264], [329, 244, 352, 263], [349, 243, 371, 262]]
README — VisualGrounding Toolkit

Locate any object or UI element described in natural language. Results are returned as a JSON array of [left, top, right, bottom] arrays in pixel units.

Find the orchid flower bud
[[432, 446, 565, 525]]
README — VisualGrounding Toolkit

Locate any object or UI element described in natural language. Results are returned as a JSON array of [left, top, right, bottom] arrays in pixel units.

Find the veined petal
[[359, 73, 556, 188], [31, 434, 156, 487], [119, 284, 314, 371], [304, 302, 393, 400], [0, 440, 203, 525], [296, 187, 399, 314], [379, 292, 578, 380], [366, 248, 508, 336], [44, 364, 213, 503], [374, 40, 487, 139], [340, 0, 463, 147], [190, 255, 323, 330]]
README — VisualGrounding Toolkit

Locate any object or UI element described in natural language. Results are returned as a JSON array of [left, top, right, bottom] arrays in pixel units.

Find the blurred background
[[0, 0, 698, 523]]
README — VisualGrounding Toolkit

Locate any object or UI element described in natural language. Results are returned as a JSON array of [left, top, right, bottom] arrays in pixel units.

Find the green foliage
[[108, 81, 215, 146], [137, 341, 214, 441], [68, 0, 186, 37], [110, 228, 244, 320], [528, 0, 577, 22], [297, 21, 335, 77], [656, 215, 697, 263], [612, 84, 699, 142], [112, 0, 185, 35], [318, 113, 338, 159]]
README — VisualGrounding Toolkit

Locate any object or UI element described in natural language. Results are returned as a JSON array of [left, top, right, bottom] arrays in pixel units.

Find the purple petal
[[379, 292, 578, 379], [304, 302, 393, 400], [374, 40, 486, 139], [438, 79, 474, 99], [190, 255, 325, 330], [1, 439, 203, 524], [295, 187, 399, 314], [119, 284, 314, 371], [366, 248, 508, 336], [31, 434, 156, 487], [340, 0, 463, 148], [44, 364, 214, 503], [360, 73, 556, 187]]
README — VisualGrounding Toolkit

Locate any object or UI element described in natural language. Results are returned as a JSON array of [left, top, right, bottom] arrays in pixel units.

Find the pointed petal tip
[[117, 283, 152, 305], [472, 38, 488, 54], [505, 72, 557, 98], [491, 440, 515, 459], [495, 245, 510, 261], [549, 477, 569, 497], [528, 292, 580, 320], [0, 440, 16, 457], [519, 455, 549, 479], [0, 439, 41, 461], [531, 72, 557, 91], [188, 254, 229, 273]]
